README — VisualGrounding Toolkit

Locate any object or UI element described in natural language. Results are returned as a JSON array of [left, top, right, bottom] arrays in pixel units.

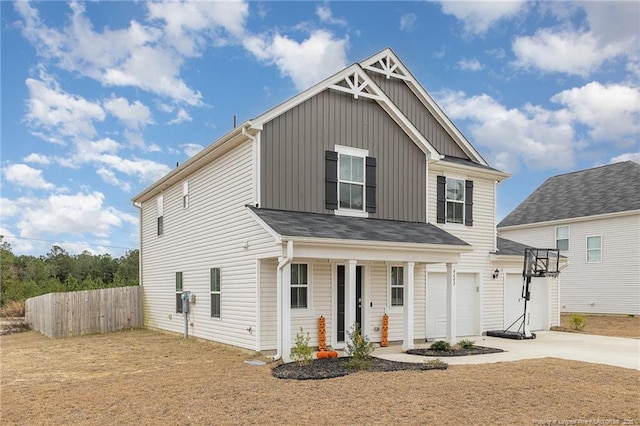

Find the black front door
[[337, 265, 363, 342]]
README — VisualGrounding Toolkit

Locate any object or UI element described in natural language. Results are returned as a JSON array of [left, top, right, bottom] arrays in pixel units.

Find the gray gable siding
[[366, 71, 470, 160], [260, 89, 426, 222], [498, 161, 640, 227]]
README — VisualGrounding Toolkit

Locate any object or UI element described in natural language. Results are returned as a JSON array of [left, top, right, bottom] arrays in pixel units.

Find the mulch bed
[[406, 346, 504, 357], [272, 356, 447, 380]]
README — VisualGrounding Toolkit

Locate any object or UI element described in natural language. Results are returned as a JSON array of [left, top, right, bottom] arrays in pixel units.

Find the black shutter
[[325, 151, 338, 210], [436, 175, 446, 223], [365, 156, 376, 213], [465, 180, 473, 226]]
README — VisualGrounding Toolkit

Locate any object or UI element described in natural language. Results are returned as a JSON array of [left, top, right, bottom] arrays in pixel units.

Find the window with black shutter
[[437, 176, 473, 226]]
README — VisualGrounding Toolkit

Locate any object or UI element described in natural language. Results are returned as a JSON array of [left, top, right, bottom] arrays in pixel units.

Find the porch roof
[[248, 206, 470, 247]]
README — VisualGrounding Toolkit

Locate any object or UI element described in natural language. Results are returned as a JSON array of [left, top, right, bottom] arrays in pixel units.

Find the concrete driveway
[[373, 331, 640, 370]]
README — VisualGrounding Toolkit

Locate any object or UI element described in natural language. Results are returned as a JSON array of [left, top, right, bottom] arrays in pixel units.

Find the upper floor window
[[390, 266, 404, 307], [291, 263, 308, 309], [157, 195, 164, 236], [556, 226, 569, 251], [586, 236, 602, 263], [339, 153, 365, 211], [183, 181, 189, 209], [437, 176, 473, 226], [325, 146, 376, 216]]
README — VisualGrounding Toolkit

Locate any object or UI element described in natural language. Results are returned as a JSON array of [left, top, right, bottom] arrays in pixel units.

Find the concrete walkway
[[372, 331, 640, 370]]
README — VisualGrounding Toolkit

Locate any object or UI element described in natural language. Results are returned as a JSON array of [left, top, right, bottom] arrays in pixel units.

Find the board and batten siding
[[140, 140, 280, 351], [500, 214, 640, 315], [366, 71, 469, 160], [260, 89, 426, 222]]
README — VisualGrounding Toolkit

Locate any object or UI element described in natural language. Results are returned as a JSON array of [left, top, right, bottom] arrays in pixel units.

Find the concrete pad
[[372, 331, 640, 370]]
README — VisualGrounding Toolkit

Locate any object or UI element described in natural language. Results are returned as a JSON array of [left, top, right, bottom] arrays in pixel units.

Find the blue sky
[[1, 1, 639, 257]]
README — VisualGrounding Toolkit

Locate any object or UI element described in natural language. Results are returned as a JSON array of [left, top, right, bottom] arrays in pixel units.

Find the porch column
[[282, 263, 292, 362], [402, 262, 415, 351], [446, 262, 457, 345], [345, 260, 357, 341]]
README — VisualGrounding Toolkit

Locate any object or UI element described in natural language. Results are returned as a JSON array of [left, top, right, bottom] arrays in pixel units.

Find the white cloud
[[438, 0, 527, 34], [512, 2, 639, 76], [457, 58, 483, 71], [551, 82, 640, 145], [168, 108, 192, 125], [316, 4, 347, 26], [436, 90, 574, 171], [104, 97, 153, 130], [96, 168, 132, 193], [610, 153, 640, 164], [97, 155, 171, 184], [25, 77, 105, 139], [181, 143, 204, 157], [400, 13, 417, 31], [244, 30, 348, 90], [2, 164, 55, 190], [23, 153, 51, 165]]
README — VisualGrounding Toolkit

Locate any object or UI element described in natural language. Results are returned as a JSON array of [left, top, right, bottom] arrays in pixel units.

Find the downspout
[[273, 240, 293, 361]]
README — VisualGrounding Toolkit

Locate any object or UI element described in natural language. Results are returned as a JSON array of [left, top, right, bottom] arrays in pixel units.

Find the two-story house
[[132, 48, 559, 362], [498, 161, 640, 316]]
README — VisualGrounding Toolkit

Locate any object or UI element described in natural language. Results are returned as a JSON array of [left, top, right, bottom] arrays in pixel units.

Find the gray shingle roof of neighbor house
[[498, 161, 640, 228], [248, 206, 470, 247], [494, 237, 533, 256]]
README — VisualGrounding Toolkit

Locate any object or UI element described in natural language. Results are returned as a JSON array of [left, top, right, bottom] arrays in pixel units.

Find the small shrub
[[568, 314, 586, 331], [424, 358, 447, 368], [1, 300, 25, 317], [429, 340, 451, 351], [458, 339, 476, 350], [291, 327, 313, 365], [344, 322, 374, 370]]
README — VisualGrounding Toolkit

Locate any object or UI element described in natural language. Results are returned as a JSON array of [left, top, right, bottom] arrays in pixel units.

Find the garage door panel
[[427, 273, 477, 338]]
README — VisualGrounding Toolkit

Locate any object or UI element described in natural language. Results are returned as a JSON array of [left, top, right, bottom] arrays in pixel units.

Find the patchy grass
[[552, 313, 640, 339]]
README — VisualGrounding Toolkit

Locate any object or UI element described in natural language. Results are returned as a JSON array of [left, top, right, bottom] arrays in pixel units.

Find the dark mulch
[[272, 357, 447, 380], [406, 346, 504, 357]]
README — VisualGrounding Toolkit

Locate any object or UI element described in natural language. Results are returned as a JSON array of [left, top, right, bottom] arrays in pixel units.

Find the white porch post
[[446, 262, 457, 345], [282, 263, 292, 362], [345, 260, 357, 341], [403, 262, 415, 351]]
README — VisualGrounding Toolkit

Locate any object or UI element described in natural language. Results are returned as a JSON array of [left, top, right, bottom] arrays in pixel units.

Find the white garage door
[[505, 274, 547, 331], [427, 273, 477, 339]]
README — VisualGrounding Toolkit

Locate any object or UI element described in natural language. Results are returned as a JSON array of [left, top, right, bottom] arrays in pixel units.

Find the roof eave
[[280, 235, 473, 252]]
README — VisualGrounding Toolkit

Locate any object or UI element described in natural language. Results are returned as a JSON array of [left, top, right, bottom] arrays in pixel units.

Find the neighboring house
[[498, 161, 640, 315], [133, 48, 559, 362]]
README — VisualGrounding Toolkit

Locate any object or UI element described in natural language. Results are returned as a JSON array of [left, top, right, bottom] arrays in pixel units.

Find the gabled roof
[[498, 161, 640, 228], [494, 237, 531, 257], [248, 206, 470, 247]]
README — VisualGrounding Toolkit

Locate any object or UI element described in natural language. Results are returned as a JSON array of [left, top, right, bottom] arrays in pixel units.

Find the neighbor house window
[[175, 272, 183, 313], [586, 236, 602, 263], [157, 195, 164, 236], [210, 267, 221, 318], [446, 178, 465, 224], [556, 226, 569, 251], [390, 266, 404, 307], [291, 263, 308, 309], [182, 181, 189, 209], [339, 153, 365, 210]]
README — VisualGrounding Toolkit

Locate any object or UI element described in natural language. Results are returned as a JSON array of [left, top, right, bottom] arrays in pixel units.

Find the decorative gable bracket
[[329, 71, 382, 101], [363, 52, 409, 81]]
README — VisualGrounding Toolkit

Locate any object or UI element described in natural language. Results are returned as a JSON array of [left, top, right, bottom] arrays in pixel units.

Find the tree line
[[0, 243, 139, 306]]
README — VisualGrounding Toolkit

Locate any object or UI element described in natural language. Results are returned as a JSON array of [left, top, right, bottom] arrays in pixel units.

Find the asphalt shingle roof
[[495, 237, 531, 256], [498, 161, 640, 228], [249, 206, 470, 246]]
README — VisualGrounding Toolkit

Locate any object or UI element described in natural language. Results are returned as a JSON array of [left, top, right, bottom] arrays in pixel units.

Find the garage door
[[505, 274, 546, 331], [427, 273, 477, 338]]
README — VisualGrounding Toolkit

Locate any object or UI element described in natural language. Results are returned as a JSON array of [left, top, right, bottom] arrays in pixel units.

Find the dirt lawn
[[556, 313, 640, 339], [2, 330, 639, 425]]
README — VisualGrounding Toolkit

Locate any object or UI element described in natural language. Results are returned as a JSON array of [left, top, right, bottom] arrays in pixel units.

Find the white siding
[[259, 259, 277, 350], [290, 261, 332, 348], [140, 140, 280, 350], [500, 214, 640, 315]]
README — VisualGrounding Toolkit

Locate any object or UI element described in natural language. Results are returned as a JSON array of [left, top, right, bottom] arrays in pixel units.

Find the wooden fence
[[25, 286, 143, 338]]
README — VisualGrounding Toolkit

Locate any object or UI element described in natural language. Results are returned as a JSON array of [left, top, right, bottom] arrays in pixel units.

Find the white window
[[157, 195, 164, 236], [183, 181, 189, 209], [390, 266, 404, 307], [175, 272, 183, 313], [556, 226, 569, 251], [290, 263, 308, 309], [586, 236, 602, 263], [446, 178, 465, 224], [336, 145, 368, 214], [210, 267, 221, 318]]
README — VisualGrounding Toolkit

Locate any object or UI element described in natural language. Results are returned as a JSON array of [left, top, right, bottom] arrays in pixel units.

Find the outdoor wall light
[[492, 268, 500, 279]]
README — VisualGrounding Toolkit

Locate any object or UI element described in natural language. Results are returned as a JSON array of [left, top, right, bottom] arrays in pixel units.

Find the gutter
[[273, 240, 293, 361]]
